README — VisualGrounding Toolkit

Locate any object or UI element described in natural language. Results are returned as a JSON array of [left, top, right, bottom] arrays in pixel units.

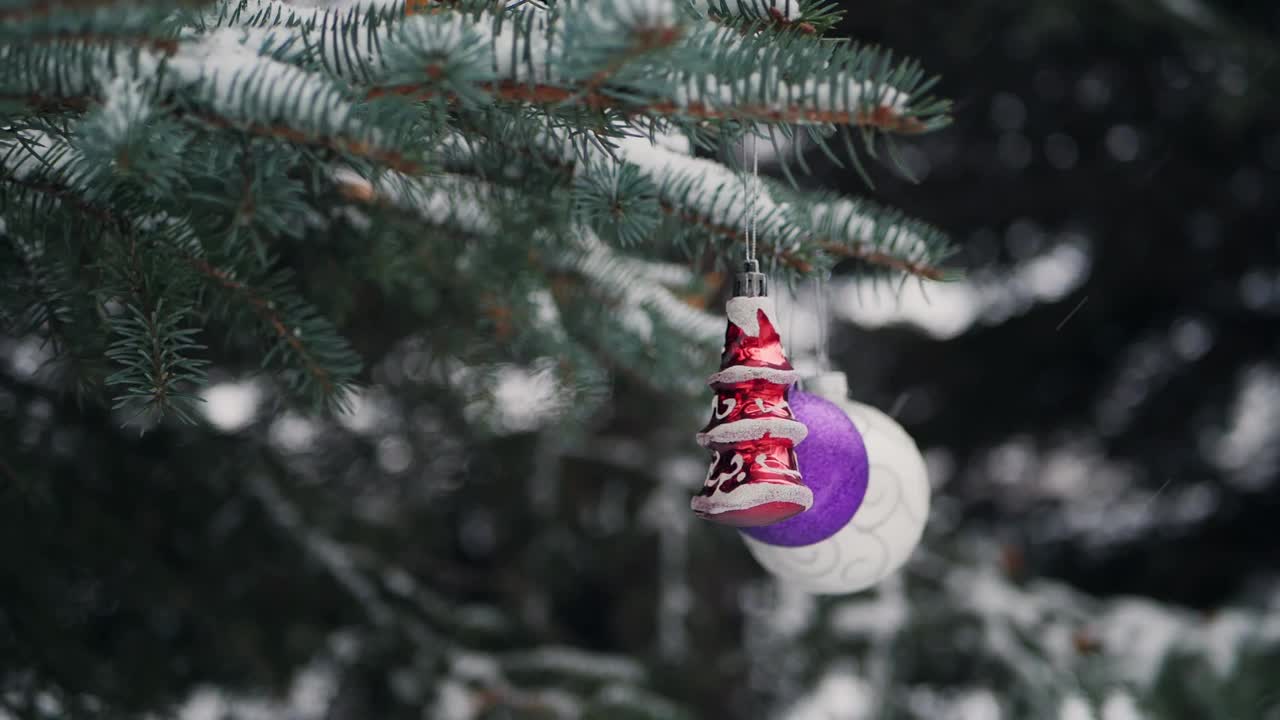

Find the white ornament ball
[[740, 372, 930, 594]]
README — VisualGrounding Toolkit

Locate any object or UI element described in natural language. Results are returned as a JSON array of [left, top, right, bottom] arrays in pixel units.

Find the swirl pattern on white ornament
[[742, 398, 929, 594], [747, 524, 890, 592]]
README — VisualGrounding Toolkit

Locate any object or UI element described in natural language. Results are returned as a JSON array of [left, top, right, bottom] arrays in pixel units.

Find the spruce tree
[[3, 0, 1276, 719]]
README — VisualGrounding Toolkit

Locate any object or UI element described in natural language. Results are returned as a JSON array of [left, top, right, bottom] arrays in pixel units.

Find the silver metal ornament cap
[[733, 259, 768, 297]]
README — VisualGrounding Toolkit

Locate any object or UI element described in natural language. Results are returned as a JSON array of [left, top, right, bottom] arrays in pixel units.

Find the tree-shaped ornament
[[692, 261, 811, 526]]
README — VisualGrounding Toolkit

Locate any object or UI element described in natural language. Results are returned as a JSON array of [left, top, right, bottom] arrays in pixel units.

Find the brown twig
[[117, 222, 171, 406], [187, 259, 335, 395], [820, 241, 946, 281], [706, 7, 818, 34], [0, 0, 204, 22], [0, 92, 93, 113], [649, 97, 928, 132], [368, 81, 925, 132], [402, 0, 459, 14], [184, 111, 422, 175], [0, 0, 117, 21], [765, 6, 817, 34], [1, 176, 125, 231], [3, 93, 419, 175], [235, 138, 256, 225]]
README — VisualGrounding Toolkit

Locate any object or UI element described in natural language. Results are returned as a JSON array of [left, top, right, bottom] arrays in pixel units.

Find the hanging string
[[815, 272, 831, 371], [750, 132, 759, 264], [743, 130, 760, 266]]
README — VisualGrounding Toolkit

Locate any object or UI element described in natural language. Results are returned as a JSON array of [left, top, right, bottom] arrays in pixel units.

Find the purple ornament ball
[[740, 389, 869, 547]]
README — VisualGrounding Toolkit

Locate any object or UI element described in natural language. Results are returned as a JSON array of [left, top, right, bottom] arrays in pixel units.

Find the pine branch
[[2, 34, 419, 174], [397, 111, 951, 279], [3, 134, 361, 412], [357, 5, 944, 136], [211, 0, 409, 82], [333, 168, 499, 234], [610, 135, 950, 279], [1, 230, 79, 354], [333, 167, 715, 395], [188, 258, 343, 400], [565, 228, 721, 342], [577, 25, 685, 96], [1, 175, 118, 227], [102, 300, 208, 423], [671, 23, 947, 132], [165, 29, 418, 170], [1, 97, 419, 175], [655, 199, 806, 271], [3, 150, 210, 417]]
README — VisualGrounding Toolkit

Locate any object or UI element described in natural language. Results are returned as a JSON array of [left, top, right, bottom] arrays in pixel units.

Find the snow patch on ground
[[178, 661, 337, 720], [201, 378, 263, 431], [1211, 364, 1280, 490], [479, 362, 567, 434], [4, 336, 54, 381], [906, 686, 1003, 720], [269, 411, 320, 452], [951, 689, 1003, 720], [956, 567, 1042, 628], [335, 386, 392, 435], [1101, 692, 1144, 720], [1096, 599, 1187, 687], [1059, 694, 1096, 720], [829, 578, 908, 640], [1201, 610, 1255, 676], [500, 646, 646, 684], [782, 666, 875, 720]]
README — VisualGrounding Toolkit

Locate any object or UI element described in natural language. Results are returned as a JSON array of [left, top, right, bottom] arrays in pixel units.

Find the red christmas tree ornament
[[692, 262, 811, 527]]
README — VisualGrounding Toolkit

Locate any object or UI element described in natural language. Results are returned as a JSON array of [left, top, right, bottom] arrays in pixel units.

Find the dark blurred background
[[825, 0, 1280, 609]]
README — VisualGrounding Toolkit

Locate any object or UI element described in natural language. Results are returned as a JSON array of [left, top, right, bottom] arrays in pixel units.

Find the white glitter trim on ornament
[[696, 418, 808, 448], [725, 296, 783, 339], [708, 366, 799, 386], [691, 481, 813, 516]]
